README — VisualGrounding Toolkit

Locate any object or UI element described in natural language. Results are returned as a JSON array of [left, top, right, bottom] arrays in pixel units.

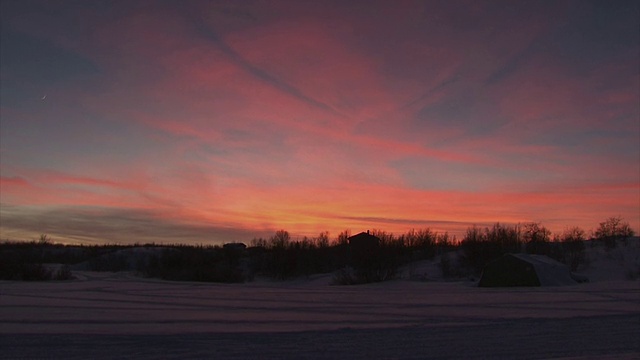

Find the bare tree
[[269, 230, 290, 249], [336, 230, 351, 246], [562, 227, 586, 242], [315, 231, 330, 248], [522, 222, 551, 243], [595, 217, 635, 248]]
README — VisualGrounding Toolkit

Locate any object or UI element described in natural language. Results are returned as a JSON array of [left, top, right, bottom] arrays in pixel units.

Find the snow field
[[1, 272, 638, 359]]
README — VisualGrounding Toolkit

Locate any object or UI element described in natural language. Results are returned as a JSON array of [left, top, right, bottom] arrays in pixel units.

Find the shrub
[[54, 265, 73, 280], [332, 267, 357, 285], [331, 264, 398, 285], [439, 252, 453, 278]]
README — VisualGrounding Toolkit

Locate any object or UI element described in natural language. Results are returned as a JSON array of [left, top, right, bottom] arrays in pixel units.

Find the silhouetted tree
[[460, 223, 522, 274], [315, 231, 330, 248], [401, 228, 437, 261], [250, 237, 268, 248], [557, 227, 587, 271], [523, 222, 552, 255], [270, 230, 290, 249], [336, 230, 351, 246], [38, 234, 52, 245], [595, 216, 635, 248]]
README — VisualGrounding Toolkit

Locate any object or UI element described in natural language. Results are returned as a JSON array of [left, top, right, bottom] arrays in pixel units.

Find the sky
[[1, 0, 638, 245]]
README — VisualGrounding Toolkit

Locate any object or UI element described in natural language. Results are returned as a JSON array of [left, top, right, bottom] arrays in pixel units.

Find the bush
[[439, 252, 453, 278], [331, 264, 398, 285], [54, 265, 73, 280], [332, 267, 357, 285]]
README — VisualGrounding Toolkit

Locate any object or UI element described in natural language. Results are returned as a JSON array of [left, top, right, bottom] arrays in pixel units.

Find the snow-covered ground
[[1, 270, 639, 359], [579, 238, 640, 282], [1, 239, 639, 359]]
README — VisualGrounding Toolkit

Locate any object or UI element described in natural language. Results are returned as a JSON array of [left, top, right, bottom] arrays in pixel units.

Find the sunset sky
[[1, 0, 638, 245]]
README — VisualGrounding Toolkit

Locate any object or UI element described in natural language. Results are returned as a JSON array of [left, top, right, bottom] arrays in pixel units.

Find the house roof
[[347, 232, 381, 251], [348, 231, 380, 241]]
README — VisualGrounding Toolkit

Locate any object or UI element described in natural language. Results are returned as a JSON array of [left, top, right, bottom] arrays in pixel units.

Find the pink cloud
[[0, 176, 30, 188], [1, 1, 637, 244]]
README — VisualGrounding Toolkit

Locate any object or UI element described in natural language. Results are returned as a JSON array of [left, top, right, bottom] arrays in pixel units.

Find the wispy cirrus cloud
[[1, 1, 638, 244]]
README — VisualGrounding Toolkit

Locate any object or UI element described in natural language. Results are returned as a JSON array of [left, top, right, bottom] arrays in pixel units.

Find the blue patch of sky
[[390, 156, 546, 193], [0, 27, 99, 81], [483, 41, 539, 87], [414, 88, 507, 143], [0, 27, 101, 113], [0, 109, 159, 174], [417, 92, 473, 124], [485, 1, 638, 85], [400, 75, 460, 112], [543, 1, 639, 75], [0, 23, 148, 173]]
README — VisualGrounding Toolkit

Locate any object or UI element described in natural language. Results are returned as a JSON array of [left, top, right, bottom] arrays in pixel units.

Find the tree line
[[0, 216, 635, 283]]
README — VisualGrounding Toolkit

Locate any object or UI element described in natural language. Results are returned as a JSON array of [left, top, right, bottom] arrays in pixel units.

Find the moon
[[41, 95, 47, 100]]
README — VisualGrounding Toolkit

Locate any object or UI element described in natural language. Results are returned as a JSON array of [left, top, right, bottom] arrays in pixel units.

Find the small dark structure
[[223, 243, 247, 251], [347, 231, 382, 266], [340, 231, 398, 284], [478, 253, 577, 287], [348, 231, 380, 250]]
